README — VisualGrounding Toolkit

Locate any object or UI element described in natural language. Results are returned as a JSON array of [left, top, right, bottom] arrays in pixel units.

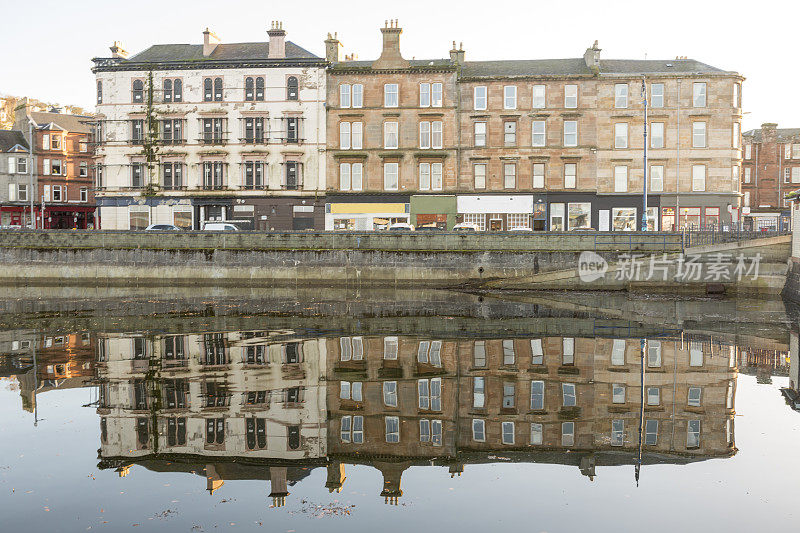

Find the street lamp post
[[642, 77, 649, 231], [28, 120, 35, 228]]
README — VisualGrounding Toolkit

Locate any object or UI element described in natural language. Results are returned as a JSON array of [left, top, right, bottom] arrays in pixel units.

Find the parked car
[[569, 226, 597, 232], [416, 224, 444, 231], [203, 222, 239, 231], [388, 222, 415, 231], [507, 227, 533, 232], [145, 224, 181, 231], [452, 223, 480, 232]]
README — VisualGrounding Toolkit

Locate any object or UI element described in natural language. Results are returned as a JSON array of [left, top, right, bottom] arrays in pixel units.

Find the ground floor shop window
[[679, 207, 701, 229], [333, 218, 356, 230], [550, 203, 565, 231], [462, 213, 486, 231], [173, 209, 192, 229], [705, 207, 720, 228], [568, 202, 591, 230], [507, 213, 530, 229], [129, 207, 150, 230], [612, 207, 637, 231], [646, 207, 659, 231], [662, 207, 675, 231]]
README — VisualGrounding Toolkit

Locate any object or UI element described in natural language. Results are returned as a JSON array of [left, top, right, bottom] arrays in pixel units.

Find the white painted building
[[92, 23, 327, 230]]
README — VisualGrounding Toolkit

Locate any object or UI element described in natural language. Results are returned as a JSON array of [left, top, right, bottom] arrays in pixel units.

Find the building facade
[[741, 123, 800, 230], [92, 24, 327, 230], [0, 130, 32, 227], [325, 27, 743, 231], [324, 22, 459, 230]]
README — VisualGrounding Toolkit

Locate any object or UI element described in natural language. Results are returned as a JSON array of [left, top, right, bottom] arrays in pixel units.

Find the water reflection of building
[[0, 330, 95, 414], [781, 329, 800, 410], [94, 331, 327, 505], [738, 346, 790, 384], [91, 329, 738, 505]]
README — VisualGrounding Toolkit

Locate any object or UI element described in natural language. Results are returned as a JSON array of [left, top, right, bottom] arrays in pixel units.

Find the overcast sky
[[2, 0, 791, 130]]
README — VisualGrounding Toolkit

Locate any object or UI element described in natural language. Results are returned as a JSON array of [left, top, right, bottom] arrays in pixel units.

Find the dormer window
[[287, 76, 298, 100], [132, 79, 144, 103]]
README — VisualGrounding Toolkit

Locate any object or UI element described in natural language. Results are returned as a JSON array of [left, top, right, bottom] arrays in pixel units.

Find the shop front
[[325, 194, 411, 231], [42, 205, 96, 229], [410, 195, 456, 230], [659, 194, 737, 230], [97, 197, 193, 230], [456, 195, 534, 231]]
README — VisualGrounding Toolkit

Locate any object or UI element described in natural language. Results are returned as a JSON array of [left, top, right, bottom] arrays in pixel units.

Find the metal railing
[[681, 224, 790, 248]]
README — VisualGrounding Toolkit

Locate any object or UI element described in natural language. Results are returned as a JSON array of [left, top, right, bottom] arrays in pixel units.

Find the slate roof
[[460, 58, 731, 78], [330, 58, 454, 70], [0, 130, 29, 153], [29, 112, 93, 134], [126, 41, 320, 63], [743, 128, 800, 143]]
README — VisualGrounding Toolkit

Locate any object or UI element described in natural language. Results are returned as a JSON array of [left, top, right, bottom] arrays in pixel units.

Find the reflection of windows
[[612, 384, 626, 404], [473, 341, 486, 367], [163, 379, 189, 409], [385, 416, 400, 443], [166, 418, 186, 447], [473, 377, 485, 408], [285, 387, 302, 405], [687, 420, 701, 448], [562, 338, 574, 365], [339, 336, 365, 360], [419, 419, 443, 446], [611, 419, 624, 446], [283, 342, 301, 364], [133, 338, 148, 359], [531, 339, 543, 365], [611, 339, 626, 365], [647, 341, 661, 367], [340, 381, 363, 401], [341, 415, 364, 443], [100, 417, 108, 443], [531, 423, 543, 445], [418, 378, 442, 411], [133, 379, 148, 410], [245, 345, 267, 365], [136, 417, 149, 448], [287, 425, 300, 450], [206, 418, 225, 445], [562, 383, 576, 407], [204, 381, 230, 407], [417, 340, 442, 366], [246, 418, 267, 450], [202, 333, 227, 365], [530, 380, 545, 410], [689, 341, 704, 366], [645, 420, 658, 445], [383, 337, 398, 359], [688, 386, 702, 407], [502, 340, 515, 365], [503, 382, 516, 409], [647, 387, 660, 406], [472, 419, 485, 441], [383, 381, 398, 407], [562, 422, 575, 446], [245, 390, 268, 406]]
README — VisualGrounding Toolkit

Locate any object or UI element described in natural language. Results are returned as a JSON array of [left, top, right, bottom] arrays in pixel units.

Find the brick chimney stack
[[109, 41, 129, 59], [762, 123, 778, 144], [325, 32, 343, 63], [203, 28, 220, 56], [449, 41, 465, 65], [268, 21, 286, 59], [373, 20, 409, 69], [584, 40, 601, 76]]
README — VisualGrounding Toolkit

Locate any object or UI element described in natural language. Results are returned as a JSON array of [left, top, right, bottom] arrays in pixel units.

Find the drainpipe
[[676, 79, 681, 230]]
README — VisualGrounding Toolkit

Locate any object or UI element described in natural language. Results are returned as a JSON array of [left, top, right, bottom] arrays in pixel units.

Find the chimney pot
[[203, 29, 220, 56], [583, 40, 601, 76], [109, 40, 129, 59], [268, 21, 287, 59], [325, 31, 343, 63], [373, 20, 409, 69]]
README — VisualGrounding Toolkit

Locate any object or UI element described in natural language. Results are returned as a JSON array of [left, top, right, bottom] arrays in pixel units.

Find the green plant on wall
[[141, 70, 159, 195]]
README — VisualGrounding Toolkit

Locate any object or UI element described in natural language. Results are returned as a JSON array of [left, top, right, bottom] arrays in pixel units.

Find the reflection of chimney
[[268, 21, 286, 59], [203, 29, 220, 57], [448, 462, 464, 478], [206, 464, 224, 494], [109, 41, 129, 59], [373, 20, 409, 70], [325, 461, 346, 492], [579, 455, 596, 481], [449, 41, 465, 65], [325, 32, 343, 63], [583, 40, 601, 76], [269, 467, 289, 507], [375, 461, 410, 505]]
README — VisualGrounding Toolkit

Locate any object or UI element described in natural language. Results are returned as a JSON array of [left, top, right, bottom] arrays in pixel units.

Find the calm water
[[1, 289, 799, 532]]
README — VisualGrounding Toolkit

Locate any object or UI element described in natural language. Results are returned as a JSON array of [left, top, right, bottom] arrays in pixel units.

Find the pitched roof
[[460, 58, 731, 78], [126, 41, 320, 63], [29, 112, 93, 134], [0, 130, 29, 153], [743, 128, 800, 143]]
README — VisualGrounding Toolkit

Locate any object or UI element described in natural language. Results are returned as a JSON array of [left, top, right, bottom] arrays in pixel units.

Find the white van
[[203, 223, 239, 231]]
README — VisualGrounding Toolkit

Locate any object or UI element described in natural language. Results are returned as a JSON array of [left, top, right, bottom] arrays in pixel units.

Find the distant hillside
[[0, 95, 89, 130]]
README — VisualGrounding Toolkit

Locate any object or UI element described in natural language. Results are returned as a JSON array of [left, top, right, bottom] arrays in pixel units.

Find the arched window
[[255, 77, 265, 101], [132, 79, 144, 103], [213, 77, 223, 101], [163, 79, 173, 103], [96, 80, 103, 104], [287, 76, 298, 100], [173, 79, 182, 102], [287, 425, 300, 450], [203, 78, 213, 102], [245, 77, 254, 101]]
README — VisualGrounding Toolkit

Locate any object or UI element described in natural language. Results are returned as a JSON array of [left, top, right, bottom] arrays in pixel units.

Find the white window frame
[[431, 121, 443, 149], [501, 421, 515, 445], [473, 376, 485, 408], [473, 163, 486, 189], [651, 122, 664, 149], [431, 82, 443, 107], [419, 121, 431, 149], [530, 423, 543, 445], [474, 86, 487, 110], [472, 419, 485, 442], [503, 163, 516, 189], [385, 416, 400, 443], [352, 84, 363, 108], [651, 83, 664, 108], [692, 165, 706, 192], [615, 83, 629, 108], [532, 84, 546, 109], [419, 82, 431, 107], [474, 122, 487, 147], [564, 84, 578, 108], [384, 84, 399, 107], [562, 383, 576, 407], [339, 122, 351, 150], [564, 163, 577, 189], [693, 82, 707, 107], [614, 165, 628, 193], [530, 380, 545, 410], [533, 163, 545, 189], [614, 123, 628, 149], [650, 165, 664, 192], [562, 422, 575, 446], [612, 383, 626, 404], [383, 162, 399, 191], [532, 120, 546, 147], [383, 381, 398, 407], [384, 121, 399, 149], [563, 121, 577, 147], [340, 84, 351, 108], [504, 85, 517, 110]]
